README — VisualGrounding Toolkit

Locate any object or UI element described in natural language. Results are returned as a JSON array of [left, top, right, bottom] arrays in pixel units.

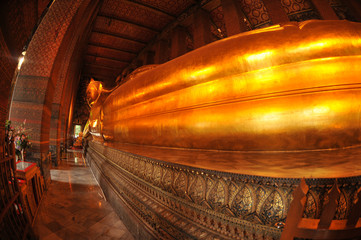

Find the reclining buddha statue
[[85, 20, 361, 152]]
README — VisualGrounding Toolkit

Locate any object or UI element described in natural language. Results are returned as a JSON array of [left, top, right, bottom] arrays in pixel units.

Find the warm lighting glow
[[17, 51, 26, 70], [313, 105, 330, 114], [260, 112, 281, 122], [291, 40, 331, 54], [18, 56, 24, 70], [92, 119, 98, 128], [189, 67, 215, 80], [244, 50, 274, 63], [87, 20, 361, 151]]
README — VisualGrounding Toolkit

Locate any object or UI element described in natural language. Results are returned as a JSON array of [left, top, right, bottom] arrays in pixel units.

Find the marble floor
[[32, 151, 134, 240]]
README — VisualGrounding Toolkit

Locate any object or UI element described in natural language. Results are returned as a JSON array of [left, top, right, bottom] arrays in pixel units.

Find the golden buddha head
[[86, 78, 103, 107]]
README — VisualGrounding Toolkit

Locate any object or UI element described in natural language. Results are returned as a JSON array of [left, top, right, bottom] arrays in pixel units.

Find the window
[[74, 125, 82, 138]]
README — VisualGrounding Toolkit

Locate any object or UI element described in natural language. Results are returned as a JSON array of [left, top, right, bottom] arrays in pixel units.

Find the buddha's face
[[86, 80, 102, 106]]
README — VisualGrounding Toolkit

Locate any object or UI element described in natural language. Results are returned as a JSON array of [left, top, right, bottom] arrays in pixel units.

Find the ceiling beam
[[82, 71, 114, 76], [128, 3, 201, 68], [84, 63, 125, 71], [86, 53, 131, 64], [92, 29, 147, 45], [124, 0, 177, 18], [88, 42, 138, 55], [82, 72, 116, 79], [98, 13, 160, 33]]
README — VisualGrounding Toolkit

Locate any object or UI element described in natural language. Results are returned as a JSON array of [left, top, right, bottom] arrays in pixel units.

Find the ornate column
[[310, 0, 338, 20], [49, 2, 98, 165], [193, 8, 212, 49], [221, 0, 248, 36], [171, 26, 188, 59], [262, 0, 289, 24], [0, 28, 16, 154], [154, 40, 168, 64], [49, 103, 60, 164], [9, 0, 99, 187], [144, 50, 155, 65]]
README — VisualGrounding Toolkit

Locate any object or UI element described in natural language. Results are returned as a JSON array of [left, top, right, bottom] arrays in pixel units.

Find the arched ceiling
[[82, 0, 209, 86]]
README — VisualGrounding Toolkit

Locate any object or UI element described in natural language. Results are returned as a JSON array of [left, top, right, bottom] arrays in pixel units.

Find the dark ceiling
[[81, 0, 208, 87]]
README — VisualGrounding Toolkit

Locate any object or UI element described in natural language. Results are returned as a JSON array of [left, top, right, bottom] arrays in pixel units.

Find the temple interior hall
[[1, 0, 361, 239]]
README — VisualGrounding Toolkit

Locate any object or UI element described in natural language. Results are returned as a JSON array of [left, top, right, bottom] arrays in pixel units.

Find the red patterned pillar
[[262, 0, 289, 24], [310, 0, 338, 20], [9, 0, 99, 187], [0, 28, 17, 156], [221, 0, 248, 36], [154, 39, 168, 64], [171, 26, 188, 59], [49, 103, 60, 163], [193, 8, 212, 49], [144, 51, 155, 65]]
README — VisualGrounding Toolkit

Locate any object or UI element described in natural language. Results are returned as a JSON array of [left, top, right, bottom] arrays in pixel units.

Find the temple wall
[[8, 0, 100, 186]]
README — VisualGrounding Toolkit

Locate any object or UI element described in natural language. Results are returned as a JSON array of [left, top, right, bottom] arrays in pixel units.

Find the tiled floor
[[32, 151, 134, 240]]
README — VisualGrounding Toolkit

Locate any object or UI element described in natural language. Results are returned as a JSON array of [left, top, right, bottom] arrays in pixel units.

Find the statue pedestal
[[85, 141, 361, 239]]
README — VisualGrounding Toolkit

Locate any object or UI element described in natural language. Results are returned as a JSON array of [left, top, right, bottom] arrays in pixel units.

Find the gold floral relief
[[145, 162, 153, 179], [153, 165, 162, 185], [133, 158, 139, 174], [139, 160, 146, 176], [335, 191, 348, 219], [189, 176, 205, 204], [174, 171, 187, 197], [206, 178, 214, 198], [231, 186, 253, 218], [255, 187, 267, 214], [228, 182, 238, 203], [162, 168, 172, 189], [208, 180, 226, 208], [259, 190, 285, 225]]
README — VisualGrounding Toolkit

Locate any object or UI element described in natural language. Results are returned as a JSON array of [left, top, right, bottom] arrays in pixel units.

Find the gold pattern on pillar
[[210, 6, 227, 40], [238, 0, 272, 29], [280, 0, 321, 21]]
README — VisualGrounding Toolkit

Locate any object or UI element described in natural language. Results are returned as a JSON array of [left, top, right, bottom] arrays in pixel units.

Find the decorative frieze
[[85, 141, 361, 239]]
